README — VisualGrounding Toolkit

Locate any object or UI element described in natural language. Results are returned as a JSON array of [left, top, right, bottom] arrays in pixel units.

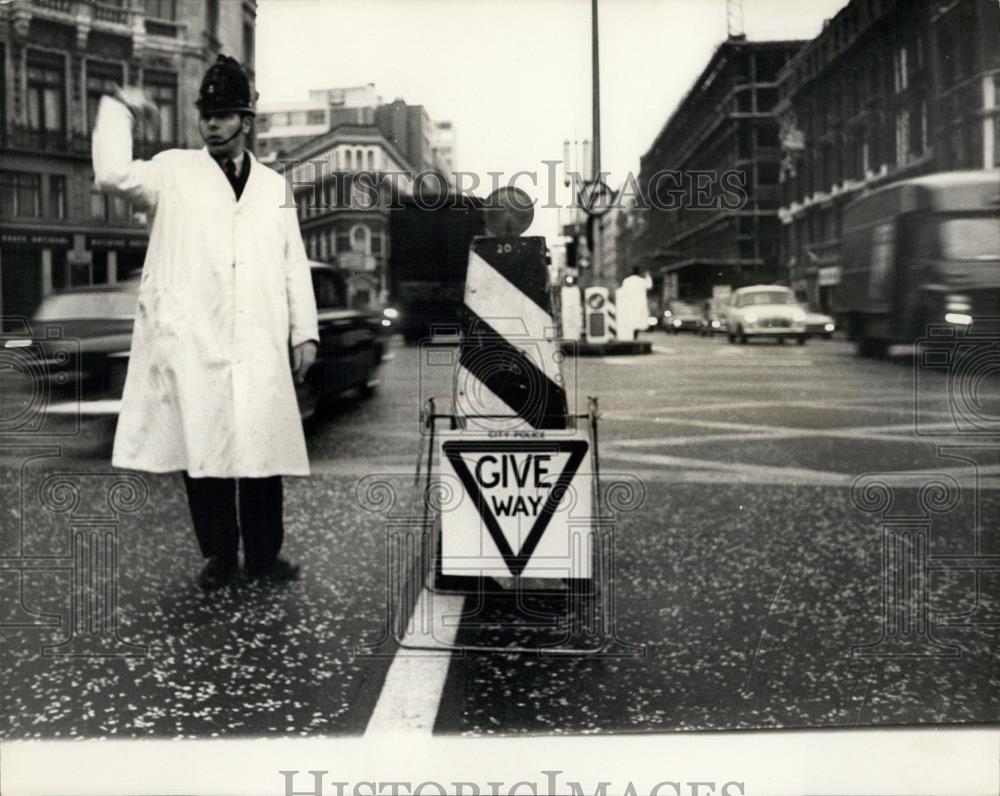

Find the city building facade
[[0, 0, 256, 325], [777, 0, 1000, 310], [256, 83, 379, 159], [259, 89, 455, 182], [635, 38, 806, 305], [286, 125, 415, 309]]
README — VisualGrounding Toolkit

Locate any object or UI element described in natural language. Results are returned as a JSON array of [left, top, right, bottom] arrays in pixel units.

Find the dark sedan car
[[13, 263, 384, 423]]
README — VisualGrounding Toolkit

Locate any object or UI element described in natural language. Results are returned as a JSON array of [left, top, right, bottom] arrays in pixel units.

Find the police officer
[[93, 55, 319, 590]]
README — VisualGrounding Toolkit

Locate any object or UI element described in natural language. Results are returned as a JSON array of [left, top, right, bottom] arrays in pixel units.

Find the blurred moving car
[[663, 301, 702, 333], [698, 297, 730, 336], [19, 262, 384, 423], [802, 307, 836, 339], [726, 285, 808, 345]]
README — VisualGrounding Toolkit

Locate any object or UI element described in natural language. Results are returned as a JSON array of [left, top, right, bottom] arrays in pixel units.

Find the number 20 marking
[[496, 243, 513, 254]]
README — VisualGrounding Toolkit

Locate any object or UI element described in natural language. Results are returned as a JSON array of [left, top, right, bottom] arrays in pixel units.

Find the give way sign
[[439, 432, 593, 580]]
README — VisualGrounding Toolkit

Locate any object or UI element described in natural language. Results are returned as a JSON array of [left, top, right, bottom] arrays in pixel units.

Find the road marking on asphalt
[[602, 357, 639, 366], [651, 345, 677, 355], [600, 449, 851, 486], [599, 450, 1000, 488], [365, 587, 464, 735]]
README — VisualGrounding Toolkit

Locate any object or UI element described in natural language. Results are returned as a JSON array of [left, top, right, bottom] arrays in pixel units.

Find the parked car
[[802, 307, 836, 339], [663, 301, 702, 333], [18, 262, 384, 423], [726, 285, 808, 345]]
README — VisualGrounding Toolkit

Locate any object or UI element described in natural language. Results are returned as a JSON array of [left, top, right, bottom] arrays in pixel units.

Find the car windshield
[[739, 291, 794, 306], [939, 216, 1000, 261], [671, 302, 697, 314], [34, 290, 137, 320]]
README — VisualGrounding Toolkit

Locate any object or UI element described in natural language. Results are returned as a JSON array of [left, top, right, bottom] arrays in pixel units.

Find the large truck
[[388, 193, 485, 343], [838, 171, 1000, 357]]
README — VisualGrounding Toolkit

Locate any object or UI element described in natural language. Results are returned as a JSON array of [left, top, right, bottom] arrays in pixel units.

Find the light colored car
[[726, 285, 808, 345], [802, 307, 836, 339], [663, 301, 702, 333]]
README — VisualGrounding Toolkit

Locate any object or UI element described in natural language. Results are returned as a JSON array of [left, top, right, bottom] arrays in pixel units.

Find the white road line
[[601, 418, 975, 446], [364, 587, 464, 735], [600, 450, 851, 485], [599, 450, 1000, 488]]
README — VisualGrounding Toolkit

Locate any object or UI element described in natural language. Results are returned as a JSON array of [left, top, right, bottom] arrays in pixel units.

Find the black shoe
[[198, 557, 239, 591], [245, 557, 300, 583]]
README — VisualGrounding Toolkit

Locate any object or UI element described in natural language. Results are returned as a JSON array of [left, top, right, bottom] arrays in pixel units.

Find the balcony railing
[[35, 0, 73, 12], [5, 126, 87, 155], [93, 2, 130, 25]]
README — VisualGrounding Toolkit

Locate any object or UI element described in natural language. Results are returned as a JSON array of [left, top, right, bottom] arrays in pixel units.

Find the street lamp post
[[588, 0, 602, 286]]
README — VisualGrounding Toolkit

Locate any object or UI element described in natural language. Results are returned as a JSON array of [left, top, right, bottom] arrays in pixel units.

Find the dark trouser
[[182, 474, 284, 572]]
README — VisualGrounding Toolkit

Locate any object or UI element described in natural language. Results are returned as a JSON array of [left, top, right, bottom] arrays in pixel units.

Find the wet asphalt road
[[1, 332, 999, 739]]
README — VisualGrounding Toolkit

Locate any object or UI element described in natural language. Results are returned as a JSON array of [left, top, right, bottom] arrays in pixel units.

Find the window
[[306, 110, 325, 125], [370, 231, 382, 255], [345, 149, 353, 170], [893, 46, 908, 93], [145, 0, 176, 19], [26, 52, 65, 134], [207, 0, 219, 38], [86, 61, 124, 134], [242, 17, 254, 64], [49, 175, 66, 219], [144, 72, 177, 143], [895, 109, 910, 166], [256, 115, 271, 133], [350, 224, 370, 252], [90, 185, 107, 220], [367, 150, 375, 171], [1, 172, 41, 218]]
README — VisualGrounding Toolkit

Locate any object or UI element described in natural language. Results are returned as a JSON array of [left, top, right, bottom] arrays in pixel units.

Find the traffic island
[[560, 338, 653, 357]]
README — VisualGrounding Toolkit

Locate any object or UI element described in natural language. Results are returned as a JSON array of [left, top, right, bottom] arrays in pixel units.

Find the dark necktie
[[224, 159, 237, 182]]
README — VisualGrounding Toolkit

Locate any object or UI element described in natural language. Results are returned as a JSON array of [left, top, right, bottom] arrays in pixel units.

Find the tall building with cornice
[[0, 0, 256, 325]]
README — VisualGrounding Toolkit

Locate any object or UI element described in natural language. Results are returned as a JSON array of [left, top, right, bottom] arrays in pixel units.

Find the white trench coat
[[93, 97, 319, 478]]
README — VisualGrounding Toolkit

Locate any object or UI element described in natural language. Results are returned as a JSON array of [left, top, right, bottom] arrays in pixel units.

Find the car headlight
[[945, 312, 973, 326], [824, 323, 835, 332], [380, 318, 392, 327], [672, 319, 682, 327], [711, 320, 720, 328], [945, 294, 971, 312], [663, 310, 673, 318], [647, 316, 658, 326], [744, 313, 758, 324], [790, 308, 806, 322]]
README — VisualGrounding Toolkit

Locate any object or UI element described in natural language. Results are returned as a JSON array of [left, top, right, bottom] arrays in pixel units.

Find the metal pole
[[589, 0, 603, 286], [591, 0, 601, 180]]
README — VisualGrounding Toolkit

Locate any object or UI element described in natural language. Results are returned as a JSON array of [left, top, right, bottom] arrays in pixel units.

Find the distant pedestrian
[[92, 55, 318, 590]]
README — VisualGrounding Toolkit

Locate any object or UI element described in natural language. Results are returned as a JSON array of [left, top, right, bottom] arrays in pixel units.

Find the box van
[[839, 171, 1000, 356]]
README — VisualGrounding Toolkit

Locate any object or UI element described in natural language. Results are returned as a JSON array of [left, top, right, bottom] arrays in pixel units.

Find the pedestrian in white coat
[[92, 55, 319, 590]]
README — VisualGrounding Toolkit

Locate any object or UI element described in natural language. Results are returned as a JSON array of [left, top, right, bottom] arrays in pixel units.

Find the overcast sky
[[256, 0, 848, 238]]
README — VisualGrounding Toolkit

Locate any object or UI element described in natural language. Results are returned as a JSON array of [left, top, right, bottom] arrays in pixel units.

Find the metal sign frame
[[401, 396, 630, 656]]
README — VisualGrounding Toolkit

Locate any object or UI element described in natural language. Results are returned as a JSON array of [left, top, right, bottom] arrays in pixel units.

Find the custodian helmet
[[195, 54, 257, 115]]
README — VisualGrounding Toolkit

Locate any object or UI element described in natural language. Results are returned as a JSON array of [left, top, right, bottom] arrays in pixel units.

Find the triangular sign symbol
[[442, 440, 589, 576]]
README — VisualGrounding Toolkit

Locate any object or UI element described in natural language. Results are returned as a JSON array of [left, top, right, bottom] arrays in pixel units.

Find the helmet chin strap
[[200, 123, 243, 150]]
